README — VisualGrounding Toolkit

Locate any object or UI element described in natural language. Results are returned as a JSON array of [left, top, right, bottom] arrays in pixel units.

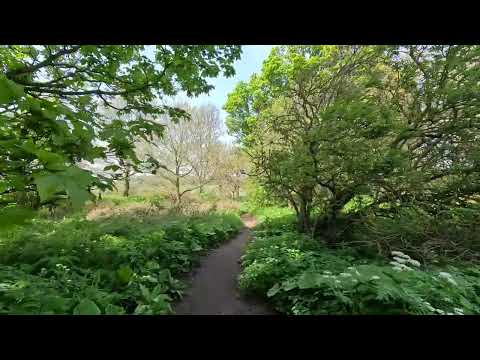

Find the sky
[[144, 45, 274, 141], [189, 45, 274, 108], [182, 45, 275, 141]]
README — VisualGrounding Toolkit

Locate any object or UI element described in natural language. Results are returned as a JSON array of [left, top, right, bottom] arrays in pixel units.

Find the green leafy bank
[[239, 207, 480, 315], [0, 212, 242, 314]]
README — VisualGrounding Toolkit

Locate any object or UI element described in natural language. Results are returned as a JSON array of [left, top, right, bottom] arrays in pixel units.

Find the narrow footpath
[[174, 215, 275, 315]]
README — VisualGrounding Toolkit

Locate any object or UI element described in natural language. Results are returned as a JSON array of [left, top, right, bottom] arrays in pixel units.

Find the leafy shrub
[[239, 207, 480, 315], [0, 211, 243, 315], [346, 205, 480, 262]]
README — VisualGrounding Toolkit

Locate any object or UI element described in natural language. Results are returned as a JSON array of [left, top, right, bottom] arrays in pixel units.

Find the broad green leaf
[[297, 272, 323, 289], [0, 181, 9, 194], [145, 261, 160, 270], [116, 266, 133, 285], [32, 173, 64, 203], [191, 241, 202, 252], [140, 284, 151, 301], [282, 279, 298, 291], [35, 150, 66, 171], [0, 75, 24, 105], [267, 283, 281, 297], [64, 179, 92, 209], [134, 304, 152, 315], [73, 299, 101, 315], [0, 206, 36, 230], [105, 304, 126, 315], [33, 167, 94, 208]]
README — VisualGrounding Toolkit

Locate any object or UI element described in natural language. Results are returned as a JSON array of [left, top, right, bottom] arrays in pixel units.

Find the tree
[[225, 45, 392, 236], [186, 104, 223, 193], [0, 45, 241, 210], [215, 144, 249, 200], [138, 101, 224, 207], [377, 45, 480, 213], [225, 45, 480, 245]]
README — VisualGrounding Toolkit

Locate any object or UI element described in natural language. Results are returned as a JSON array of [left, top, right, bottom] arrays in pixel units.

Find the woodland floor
[[174, 215, 276, 315]]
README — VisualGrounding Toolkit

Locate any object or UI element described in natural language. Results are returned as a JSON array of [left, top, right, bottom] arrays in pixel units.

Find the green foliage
[[346, 204, 480, 262], [225, 45, 480, 244], [0, 205, 36, 230], [102, 194, 149, 206], [239, 207, 480, 315], [0, 45, 241, 214], [0, 210, 243, 314]]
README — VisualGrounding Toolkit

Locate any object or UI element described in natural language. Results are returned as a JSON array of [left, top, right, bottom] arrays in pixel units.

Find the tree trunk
[[324, 191, 354, 245], [122, 163, 131, 197], [175, 175, 181, 206], [123, 174, 130, 197], [297, 197, 311, 233]]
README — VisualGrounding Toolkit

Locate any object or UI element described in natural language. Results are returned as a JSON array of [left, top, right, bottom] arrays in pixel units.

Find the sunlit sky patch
[[147, 45, 275, 142]]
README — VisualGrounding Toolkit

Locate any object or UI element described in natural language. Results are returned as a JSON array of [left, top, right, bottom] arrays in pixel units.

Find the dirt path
[[174, 215, 276, 315]]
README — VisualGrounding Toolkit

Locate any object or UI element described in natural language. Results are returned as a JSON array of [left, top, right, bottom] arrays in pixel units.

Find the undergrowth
[[239, 207, 480, 315], [0, 210, 243, 315]]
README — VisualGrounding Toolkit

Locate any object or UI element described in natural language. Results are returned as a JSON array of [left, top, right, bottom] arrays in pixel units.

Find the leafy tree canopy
[[0, 45, 241, 210]]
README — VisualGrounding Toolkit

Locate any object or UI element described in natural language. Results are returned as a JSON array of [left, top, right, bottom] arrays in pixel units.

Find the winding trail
[[174, 215, 275, 315]]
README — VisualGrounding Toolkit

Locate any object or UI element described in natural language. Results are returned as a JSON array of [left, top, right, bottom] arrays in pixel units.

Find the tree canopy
[[0, 45, 241, 210], [225, 45, 480, 239]]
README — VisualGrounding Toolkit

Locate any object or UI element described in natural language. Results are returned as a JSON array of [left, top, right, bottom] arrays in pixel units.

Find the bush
[[346, 205, 480, 263], [239, 206, 480, 315], [0, 211, 243, 315]]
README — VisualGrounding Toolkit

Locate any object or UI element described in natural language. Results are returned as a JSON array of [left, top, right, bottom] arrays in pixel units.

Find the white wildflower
[[453, 308, 464, 315], [391, 251, 411, 260], [393, 257, 408, 264], [408, 259, 421, 267], [438, 272, 458, 286]]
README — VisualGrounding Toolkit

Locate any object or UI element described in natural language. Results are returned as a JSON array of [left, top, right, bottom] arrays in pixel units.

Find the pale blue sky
[[145, 45, 274, 141], [188, 45, 274, 108], [188, 45, 274, 141], [151, 45, 273, 141]]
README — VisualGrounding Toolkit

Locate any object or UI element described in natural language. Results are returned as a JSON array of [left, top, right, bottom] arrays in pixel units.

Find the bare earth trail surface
[[174, 215, 276, 315]]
